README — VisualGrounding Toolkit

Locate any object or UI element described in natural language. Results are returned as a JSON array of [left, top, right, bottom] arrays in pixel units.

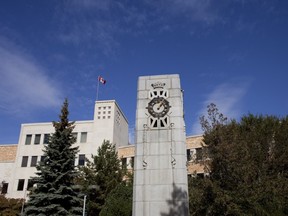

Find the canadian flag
[[98, 76, 106, 84]]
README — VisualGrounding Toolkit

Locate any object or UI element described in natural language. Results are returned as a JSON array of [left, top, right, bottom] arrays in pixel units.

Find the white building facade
[[1, 100, 129, 199]]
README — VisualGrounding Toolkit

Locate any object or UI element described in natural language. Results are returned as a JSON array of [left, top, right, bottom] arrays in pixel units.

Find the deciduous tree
[[77, 140, 126, 216], [189, 103, 288, 215]]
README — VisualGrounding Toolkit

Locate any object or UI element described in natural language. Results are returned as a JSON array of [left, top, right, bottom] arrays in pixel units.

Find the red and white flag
[[98, 76, 106, 84]]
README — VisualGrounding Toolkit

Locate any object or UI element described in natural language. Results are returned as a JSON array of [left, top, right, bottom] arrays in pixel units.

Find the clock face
[[147, 96, 170, 118]]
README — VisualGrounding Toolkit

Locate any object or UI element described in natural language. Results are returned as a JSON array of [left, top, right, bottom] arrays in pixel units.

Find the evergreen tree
[[24, 99, 82, 215], [77, 140, 125, 216]]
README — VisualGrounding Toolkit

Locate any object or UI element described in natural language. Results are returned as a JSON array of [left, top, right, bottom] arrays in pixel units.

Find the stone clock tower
[[132, 74, 189, 216]]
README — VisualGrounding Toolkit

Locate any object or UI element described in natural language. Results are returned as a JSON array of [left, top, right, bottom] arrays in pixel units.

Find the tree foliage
[[0, 195, 23, 216], [77, 140, 126, 216], [24, 99, 82, 215], [189, 103, 288, 216], [99, 183, 133, 216]]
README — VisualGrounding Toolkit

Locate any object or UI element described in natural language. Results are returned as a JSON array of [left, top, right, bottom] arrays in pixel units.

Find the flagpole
[[96, 76, 100, 101]]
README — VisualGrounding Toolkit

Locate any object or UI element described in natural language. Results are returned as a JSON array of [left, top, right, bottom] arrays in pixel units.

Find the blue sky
[[0, 0, 288, 144]]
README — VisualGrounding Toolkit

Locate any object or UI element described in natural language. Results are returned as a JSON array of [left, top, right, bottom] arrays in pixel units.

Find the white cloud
[[191, 81, 250, 134], [0, 37, 62, 115], [145, 0, 220, 24]]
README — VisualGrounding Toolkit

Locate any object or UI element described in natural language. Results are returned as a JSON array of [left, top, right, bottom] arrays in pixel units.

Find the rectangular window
[[27, 179, 35, 190], [130, 157, 134, 168], [17, 179, 25, 191], [108, 106, 111, 109], [30, 156, 37, 167], [80, 132, 87, 143], [40, 155, 46, 162], [78, 154, 85, 166], [21, 156, 28, 167], [34, 134, 41, 145], [186, 149, 191, 161], [196, 148, 203, 161], [25, 134, 32, 145], [72, 133, 78, 142], [121, 158, 127, 169], [1, 183, 8, 194], [43, 134, 50, 144]]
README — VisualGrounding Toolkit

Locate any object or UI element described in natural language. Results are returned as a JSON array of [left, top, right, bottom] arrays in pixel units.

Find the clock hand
[[157, 99, 164, 110]]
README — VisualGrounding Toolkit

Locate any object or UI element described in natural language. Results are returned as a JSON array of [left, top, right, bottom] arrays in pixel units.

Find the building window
[[78, 154, 85, 166], [108, 116, 111, 119], [30, 156, 37, 167], [34, 134, 41, 145], [108, 111, 111, 114], [21, 156, 28, 167], [43, 134, 50, 144], [25, 134, 32, 145], [121, 158, 127, 169], [40, 155, 46, 163], [80, 132, 87, 143], [72, 133, 78, 142], [103, 116, 105, 119], [1, 182, 8, 194], [27, 179, 35, 190], [17, 179, 25, 191], [98, 111, 101, 115], [103, 111, 106, 114], [103, 106, 106, 110], [186, 149, 191, 161], [98, 107, 101, 110], [130, 157, 134, 168], [196, 148, 203, 161], [98, 116, 100, 119], [108, 106, 111, 109]]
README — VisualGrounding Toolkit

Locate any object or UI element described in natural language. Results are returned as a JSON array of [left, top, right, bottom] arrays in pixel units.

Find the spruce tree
[[24, 99, 82, 215]]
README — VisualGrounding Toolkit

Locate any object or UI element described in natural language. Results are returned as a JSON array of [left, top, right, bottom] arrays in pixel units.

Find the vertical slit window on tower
[[25, 134, 32, 145], [160, 120, 165, 127], [164, 117, 168, 124], [153, 120, 158, 128]]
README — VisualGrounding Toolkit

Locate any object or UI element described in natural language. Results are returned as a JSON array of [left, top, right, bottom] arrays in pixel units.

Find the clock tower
[[132, 74, 189, 216]]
